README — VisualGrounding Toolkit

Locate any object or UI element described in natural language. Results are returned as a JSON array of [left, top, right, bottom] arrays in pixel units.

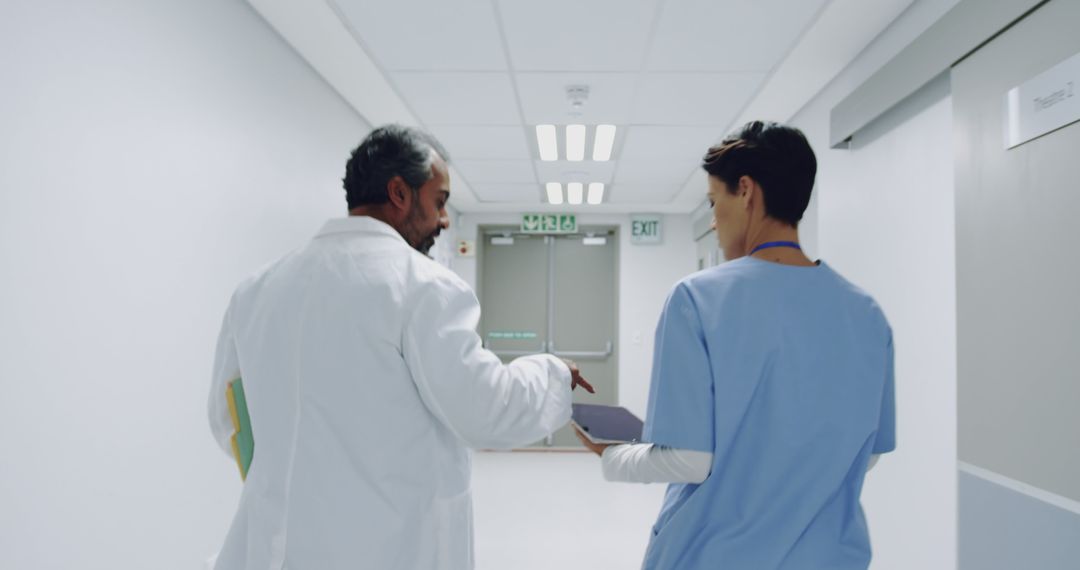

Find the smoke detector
[[566, 85, 590, 115]]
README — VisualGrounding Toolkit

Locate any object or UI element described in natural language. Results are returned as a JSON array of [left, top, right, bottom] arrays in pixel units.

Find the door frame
[[475, 223, 622, 447]]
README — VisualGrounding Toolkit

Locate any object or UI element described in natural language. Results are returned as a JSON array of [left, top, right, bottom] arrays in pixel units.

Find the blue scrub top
[[642, 256, 896, 570]]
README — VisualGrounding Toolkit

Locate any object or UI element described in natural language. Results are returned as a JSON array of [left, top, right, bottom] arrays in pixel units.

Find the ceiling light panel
[[565, 125, 586, 162], [592, 125, 617, 161], [536, 124, 558, 161], [546, 182, 564, 205], [587, 183, 605, 205], [567, 182, 584, 205]]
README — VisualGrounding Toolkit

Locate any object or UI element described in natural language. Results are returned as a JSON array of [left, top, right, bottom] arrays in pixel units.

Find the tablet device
[[571, 403, 645, 445]]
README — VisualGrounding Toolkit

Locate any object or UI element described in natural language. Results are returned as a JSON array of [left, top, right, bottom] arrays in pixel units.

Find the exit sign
[[631, 215, 662, 244], [522, 213, 576, 234]]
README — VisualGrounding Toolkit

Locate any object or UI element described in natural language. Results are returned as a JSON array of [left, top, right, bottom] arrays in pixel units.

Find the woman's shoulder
[[679, 257, 766, 290]]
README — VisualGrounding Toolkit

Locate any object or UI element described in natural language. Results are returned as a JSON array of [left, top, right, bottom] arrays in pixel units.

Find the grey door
[[478, 227, 619, 448], [952, 0, 1080, 509], [479, 234, 549, 358]]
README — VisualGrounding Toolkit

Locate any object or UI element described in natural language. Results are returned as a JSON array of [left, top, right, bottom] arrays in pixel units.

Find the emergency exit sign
[[631, 215, 662, 244], [522, 213, 576, 234]]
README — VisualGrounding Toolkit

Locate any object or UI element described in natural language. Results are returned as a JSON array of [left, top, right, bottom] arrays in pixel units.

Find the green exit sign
[[522, 213, 576, 234], [631, 215, 662, 244]]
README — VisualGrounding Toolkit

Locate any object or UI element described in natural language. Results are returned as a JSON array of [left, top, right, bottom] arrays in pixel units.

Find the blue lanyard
[[749, 241, 801, 256]]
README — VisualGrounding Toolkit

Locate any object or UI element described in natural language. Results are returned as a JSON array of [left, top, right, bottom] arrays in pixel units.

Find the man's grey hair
[[342, 124, 450, 209]]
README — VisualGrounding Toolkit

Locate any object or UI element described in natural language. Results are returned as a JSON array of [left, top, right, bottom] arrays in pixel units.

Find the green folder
[[225, 378, 254, 481]]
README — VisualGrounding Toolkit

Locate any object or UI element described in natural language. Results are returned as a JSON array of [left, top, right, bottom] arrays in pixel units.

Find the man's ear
[[386, 176, 412, 212]]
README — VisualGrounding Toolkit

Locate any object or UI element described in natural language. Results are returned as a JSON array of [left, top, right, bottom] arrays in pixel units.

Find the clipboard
[[571, 403, 645, 445]]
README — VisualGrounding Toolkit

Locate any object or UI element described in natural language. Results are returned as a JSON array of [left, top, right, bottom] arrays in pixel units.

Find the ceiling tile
[[613, 160, 694, 185], [392, 72, 520, 125], [431, 126, 531, 160], [608, 183, 681, 203], [646, 0, 829, 72], [471, 184, 542, 202], [455, 159, 536, 184], [632, 73, 765, 125], [515, 73, 637, 125], [620, 126, 721, 162], [534, 161, 617, 184], [334, 0, 507, 71], [497, 0, 660, 71]]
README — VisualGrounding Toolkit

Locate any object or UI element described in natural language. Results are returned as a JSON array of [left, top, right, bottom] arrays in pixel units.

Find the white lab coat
[[208, 216, 572, 570]]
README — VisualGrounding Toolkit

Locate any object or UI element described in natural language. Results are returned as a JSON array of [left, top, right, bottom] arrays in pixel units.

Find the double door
[[478, 227, 618, 448]]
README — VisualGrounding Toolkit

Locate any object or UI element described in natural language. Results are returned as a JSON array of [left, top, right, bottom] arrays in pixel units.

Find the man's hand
[[562, 359, 595, 393], [572, 424, 613, 456]]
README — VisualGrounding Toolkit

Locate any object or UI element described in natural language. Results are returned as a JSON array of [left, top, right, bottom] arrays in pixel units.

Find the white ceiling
[[252, 0, 914, 213]]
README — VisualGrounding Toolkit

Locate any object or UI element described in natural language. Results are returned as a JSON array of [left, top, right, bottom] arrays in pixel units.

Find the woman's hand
[[573, 423, 614, 456]]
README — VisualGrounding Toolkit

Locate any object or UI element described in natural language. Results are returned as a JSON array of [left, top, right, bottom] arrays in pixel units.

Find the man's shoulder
[[228, 245, 307, 305], [406, 249, 471, 295]]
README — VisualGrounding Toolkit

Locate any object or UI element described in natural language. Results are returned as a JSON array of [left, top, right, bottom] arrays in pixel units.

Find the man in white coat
[[208, 125, 592, 570]]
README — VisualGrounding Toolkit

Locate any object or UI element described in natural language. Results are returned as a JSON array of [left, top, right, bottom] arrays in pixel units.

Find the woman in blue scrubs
[[575, 121, 896, 569]]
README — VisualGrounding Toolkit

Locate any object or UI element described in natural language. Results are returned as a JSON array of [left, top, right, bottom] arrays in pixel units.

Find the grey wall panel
[[953, 0, 1080, 502], [959, 471, 1080, 569], [831, 0, 1045, 147]]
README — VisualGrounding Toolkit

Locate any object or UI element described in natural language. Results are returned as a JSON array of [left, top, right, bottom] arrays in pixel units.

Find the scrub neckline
[[740, 255, 825, 270]]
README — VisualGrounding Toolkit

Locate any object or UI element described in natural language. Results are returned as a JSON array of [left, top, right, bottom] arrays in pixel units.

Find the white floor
[[472, 451, 666, 570]]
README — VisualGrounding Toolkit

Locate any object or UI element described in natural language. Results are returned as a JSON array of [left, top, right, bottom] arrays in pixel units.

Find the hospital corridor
[[2, 0, 1079, 569]]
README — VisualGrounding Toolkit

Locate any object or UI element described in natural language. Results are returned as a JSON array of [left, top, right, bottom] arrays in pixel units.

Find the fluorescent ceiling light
[[536, 124, 558, 161], [587, 182, 605, 205], [592, 125, 616, 161], [490, 236, 515, 246], [566, 124, 585, 162], [583, 236, 607, 246], [567, 182, 583, 205], [546, 182, 563, 205]]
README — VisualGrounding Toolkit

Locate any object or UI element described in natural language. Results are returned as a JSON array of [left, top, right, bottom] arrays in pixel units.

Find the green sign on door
[[522, 213, 576, 234]]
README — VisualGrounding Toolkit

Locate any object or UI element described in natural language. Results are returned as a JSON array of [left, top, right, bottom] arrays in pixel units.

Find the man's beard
[[403, 204, 440, 256]]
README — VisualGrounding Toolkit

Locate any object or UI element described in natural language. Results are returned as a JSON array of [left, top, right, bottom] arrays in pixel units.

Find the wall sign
[[631, 215, 662, 244], [521, 213, 576, 234], [487, 331, 538, 340], [1005, 50, 1080, 149]]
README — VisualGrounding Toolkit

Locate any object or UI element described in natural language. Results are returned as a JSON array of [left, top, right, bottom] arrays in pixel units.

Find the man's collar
[[315, 216, 406, 243]]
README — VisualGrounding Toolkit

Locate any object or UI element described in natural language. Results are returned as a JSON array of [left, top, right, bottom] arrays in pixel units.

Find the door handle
[[549, 341, 613, 360]]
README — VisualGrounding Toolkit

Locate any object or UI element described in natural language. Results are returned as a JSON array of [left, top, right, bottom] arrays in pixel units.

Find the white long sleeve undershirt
[[601, 444, 882, 484], [601, 444, 713, 484]]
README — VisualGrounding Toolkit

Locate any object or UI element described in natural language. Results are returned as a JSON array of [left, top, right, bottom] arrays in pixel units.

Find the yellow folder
[[225, 378, 254, 481]]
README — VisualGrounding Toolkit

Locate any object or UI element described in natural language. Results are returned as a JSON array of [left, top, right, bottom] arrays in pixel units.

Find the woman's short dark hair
[[702, 121, 817, 226], [342, 124, 449, 209]]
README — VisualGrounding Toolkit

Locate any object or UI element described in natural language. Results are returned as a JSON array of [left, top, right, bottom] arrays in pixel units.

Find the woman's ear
[[738, 175, 756, 210]]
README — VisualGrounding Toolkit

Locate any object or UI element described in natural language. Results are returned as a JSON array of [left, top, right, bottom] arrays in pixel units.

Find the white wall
[[450, 213, 697, 419], [788, 3, 959, 565], [0, 1, 371, 568]]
